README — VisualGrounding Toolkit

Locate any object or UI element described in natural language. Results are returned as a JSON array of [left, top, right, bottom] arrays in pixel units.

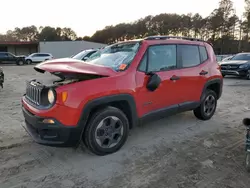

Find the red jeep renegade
[[21, 36, 223, 155]]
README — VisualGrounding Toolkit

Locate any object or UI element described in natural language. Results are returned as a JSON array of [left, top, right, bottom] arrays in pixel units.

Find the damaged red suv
[[21, 36, 223, 155]]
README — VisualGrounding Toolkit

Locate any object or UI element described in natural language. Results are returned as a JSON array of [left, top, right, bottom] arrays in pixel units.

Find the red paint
[[22, 38, 222, 127]]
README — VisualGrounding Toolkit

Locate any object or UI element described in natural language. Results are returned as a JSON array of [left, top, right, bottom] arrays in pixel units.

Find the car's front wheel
[[194, 89, 217, 120], [16, 60, 24, 66], [82, 106, 129, 156], [26, 59, 32, 65]]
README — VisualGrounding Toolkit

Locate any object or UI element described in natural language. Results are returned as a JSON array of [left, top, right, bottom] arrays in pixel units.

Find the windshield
[[85, 42, 141, 71], [72, 50, 93, 60], [231, 54, 250, 61]]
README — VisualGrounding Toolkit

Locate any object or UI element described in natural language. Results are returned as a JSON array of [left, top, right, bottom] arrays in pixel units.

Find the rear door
[[176, 44, 208, 103]]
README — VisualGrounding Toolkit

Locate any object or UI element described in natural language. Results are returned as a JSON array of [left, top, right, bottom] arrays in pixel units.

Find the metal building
[[39, 41, 107, 58], [0, 41, 106, 58]]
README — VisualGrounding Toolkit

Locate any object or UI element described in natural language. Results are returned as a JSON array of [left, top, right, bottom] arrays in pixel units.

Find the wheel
[[246, 74, 250, 80], [26, 59, 32, 65], [246, 153, 250, 172], [16, 60, 24, 66], [82, 106, 129, 156], [193, 89, 217, 120]]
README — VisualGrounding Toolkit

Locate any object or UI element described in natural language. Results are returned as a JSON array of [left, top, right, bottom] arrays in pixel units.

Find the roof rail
[[144, 35, 206, 42]]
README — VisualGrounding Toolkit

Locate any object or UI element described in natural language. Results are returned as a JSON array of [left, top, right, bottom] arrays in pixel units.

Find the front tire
[[82, 106, 129, 156], [194, 89, 217, 120], [26, 59, 32, 65]]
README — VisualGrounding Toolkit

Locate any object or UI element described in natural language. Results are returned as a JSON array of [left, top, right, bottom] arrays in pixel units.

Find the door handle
[[170, 75, 180, 81], [199, 70, 208, 75]]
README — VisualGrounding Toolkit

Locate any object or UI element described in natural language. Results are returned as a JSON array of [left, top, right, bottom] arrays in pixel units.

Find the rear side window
[[0, 53, 7, 57], [39, 54, 50, 57], [178, 45, 200, 68], [199, 46, 208, 62]]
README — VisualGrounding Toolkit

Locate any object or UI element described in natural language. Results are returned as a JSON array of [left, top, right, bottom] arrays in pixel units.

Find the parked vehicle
[[0, 52, 26, 65], [0, 67, 4, 88], [21, 36, 223, 156], [71, 49, 98, 61], [220, 52, 250, 79], [221, 55, 234, 62], [25, 53, 53, 64], [242, 118, 250, 172]]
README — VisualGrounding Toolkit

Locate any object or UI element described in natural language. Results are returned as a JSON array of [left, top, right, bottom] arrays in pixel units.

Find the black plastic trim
[[202, 78, 223, 100], [77, 93, 138, 131], [22, 106, 80, 147], [140, 101, 200, 124]]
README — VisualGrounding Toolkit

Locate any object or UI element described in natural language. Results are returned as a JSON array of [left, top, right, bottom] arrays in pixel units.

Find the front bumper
[[221, 69, 248, 76], [22, 106, 82, 147]]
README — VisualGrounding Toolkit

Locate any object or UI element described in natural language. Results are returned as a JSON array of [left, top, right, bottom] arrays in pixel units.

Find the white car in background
[[25, 53, 53, 64], [70, 49, 98, 61]]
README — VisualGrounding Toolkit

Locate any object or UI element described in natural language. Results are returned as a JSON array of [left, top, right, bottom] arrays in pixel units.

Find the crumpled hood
[[220, 60, 249, 65], [34, 58, 117, 77]]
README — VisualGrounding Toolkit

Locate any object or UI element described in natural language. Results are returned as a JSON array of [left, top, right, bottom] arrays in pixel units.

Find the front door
[[135, 44, 183, 118]]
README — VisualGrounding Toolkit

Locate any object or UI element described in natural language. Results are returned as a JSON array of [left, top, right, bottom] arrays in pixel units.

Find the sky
[[0, 0, 246, 37]]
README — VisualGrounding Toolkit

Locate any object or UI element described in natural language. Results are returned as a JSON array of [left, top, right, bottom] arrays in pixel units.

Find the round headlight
[[48, 89, 55, 104]]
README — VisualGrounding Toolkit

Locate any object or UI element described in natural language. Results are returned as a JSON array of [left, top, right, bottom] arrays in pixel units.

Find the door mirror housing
[[146, 72, 161, 91]]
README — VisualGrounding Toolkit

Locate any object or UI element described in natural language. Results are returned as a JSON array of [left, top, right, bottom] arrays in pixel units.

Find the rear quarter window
[[199, 46, 208, 62], [178, 45, 200, 68]]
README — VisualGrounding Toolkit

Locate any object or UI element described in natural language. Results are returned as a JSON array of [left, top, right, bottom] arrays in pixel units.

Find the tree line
[[1, 0, 250, 54]]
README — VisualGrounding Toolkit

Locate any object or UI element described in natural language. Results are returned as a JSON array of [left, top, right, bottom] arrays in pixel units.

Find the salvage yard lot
[[1, 65, 250, 188]]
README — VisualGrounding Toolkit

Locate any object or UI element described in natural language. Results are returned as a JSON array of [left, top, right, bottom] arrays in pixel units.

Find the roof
[[0, 41, 39, 45]]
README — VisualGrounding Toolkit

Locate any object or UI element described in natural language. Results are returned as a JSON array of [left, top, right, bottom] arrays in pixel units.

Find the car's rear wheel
[[26, 59, 32, 65], [82, 106, 129, 156], [194, 89, 217, 120], [16, 60, 25, 66]]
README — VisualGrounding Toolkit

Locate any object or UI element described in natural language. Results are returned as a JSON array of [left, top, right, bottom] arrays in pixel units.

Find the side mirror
[[146, 72, 161, 91]]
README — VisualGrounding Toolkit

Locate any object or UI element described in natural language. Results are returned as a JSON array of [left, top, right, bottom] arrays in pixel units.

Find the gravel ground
[[0, 65, 250, 188]]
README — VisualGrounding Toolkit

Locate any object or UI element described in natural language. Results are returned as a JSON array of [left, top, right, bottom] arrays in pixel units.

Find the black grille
[[25, 81, 43, 105], [221, 64, 239, 70]]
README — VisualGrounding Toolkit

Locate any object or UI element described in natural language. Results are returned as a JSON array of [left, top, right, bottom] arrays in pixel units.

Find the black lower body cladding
[[22, 106, 81, 147]]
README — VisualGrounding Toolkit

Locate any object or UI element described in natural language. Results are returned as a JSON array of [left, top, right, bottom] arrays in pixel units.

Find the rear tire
[[82, 106, 129, 156], [194, 89, 217, 120]]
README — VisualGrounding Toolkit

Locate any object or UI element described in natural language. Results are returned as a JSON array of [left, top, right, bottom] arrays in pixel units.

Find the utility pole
[[238, 15, 243, 52]]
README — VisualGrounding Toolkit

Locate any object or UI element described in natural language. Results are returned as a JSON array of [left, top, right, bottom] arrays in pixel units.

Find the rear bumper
[[22, 106, 82, 147]]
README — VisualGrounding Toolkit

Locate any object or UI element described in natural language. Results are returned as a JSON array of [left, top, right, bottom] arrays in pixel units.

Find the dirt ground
[[1, 65, 250, 188]]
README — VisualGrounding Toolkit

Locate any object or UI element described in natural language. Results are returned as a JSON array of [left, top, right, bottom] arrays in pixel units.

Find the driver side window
[[138, 45, 177, 72]]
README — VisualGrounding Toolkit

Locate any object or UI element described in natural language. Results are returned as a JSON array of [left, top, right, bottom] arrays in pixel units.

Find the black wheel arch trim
[[77, 93, 138, 132], [201, 78, 223, 100]]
